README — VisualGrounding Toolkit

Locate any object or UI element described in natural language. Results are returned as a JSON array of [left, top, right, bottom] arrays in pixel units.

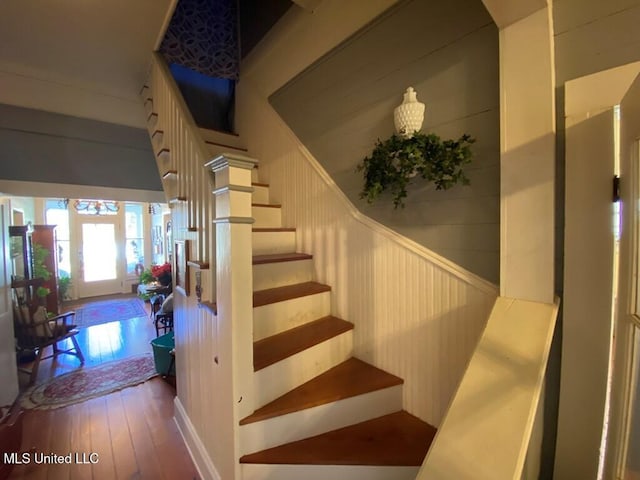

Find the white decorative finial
[[393, 87, 425, 137]]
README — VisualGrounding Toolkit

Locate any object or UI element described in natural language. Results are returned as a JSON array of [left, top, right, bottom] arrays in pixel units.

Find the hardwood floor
[[6, 296, 200, 480], [16, 295, 157, 389]]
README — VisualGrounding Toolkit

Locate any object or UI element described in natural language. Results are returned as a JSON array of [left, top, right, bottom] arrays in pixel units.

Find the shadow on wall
[[269, 0, 500, 283], [169, 63, 236, 133]]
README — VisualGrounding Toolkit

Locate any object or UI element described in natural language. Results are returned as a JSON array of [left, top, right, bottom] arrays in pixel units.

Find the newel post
[[206, 152, 257, 450]]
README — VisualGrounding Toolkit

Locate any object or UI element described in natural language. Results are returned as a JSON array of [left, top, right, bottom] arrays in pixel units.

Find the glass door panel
[[77, 219, 121, 298], [82, 223, 117, 282]]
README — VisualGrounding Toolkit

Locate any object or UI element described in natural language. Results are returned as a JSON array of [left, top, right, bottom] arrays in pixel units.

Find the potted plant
[[58, 274, 71, 302], [151, 262, 172, 287], [357, 132, 475, 208]]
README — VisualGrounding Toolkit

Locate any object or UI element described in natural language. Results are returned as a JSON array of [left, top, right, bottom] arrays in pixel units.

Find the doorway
[[77, 217, 122, 298], [42, 198, 162, 300], [610, 76, 640, 479], [558, 63, 640, 480]]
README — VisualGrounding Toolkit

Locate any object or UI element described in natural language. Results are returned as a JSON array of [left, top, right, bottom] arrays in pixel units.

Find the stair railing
[[144, 52, 216, 297]]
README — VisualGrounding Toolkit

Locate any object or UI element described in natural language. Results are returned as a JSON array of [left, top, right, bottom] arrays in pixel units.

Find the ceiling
[[0, 0, 175, 128]]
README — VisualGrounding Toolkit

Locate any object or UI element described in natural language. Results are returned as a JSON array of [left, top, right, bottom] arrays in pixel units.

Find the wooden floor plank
[[88, 396, 116, 479], [120, 383, 166, 480], [105, 392, 138, 480], [45, 406, 71, 480], [68, 401, 91, 480]]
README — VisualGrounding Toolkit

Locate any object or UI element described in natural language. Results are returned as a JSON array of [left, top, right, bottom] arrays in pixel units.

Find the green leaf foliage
[[357, 132, 475, 208], [32, 243, 52, 281]]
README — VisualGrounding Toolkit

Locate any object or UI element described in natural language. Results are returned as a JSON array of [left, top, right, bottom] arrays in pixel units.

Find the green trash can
[[151, 332, 175, 376]]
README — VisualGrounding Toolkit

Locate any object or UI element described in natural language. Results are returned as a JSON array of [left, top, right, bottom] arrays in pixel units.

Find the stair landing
[[240, 411, 436, 466]]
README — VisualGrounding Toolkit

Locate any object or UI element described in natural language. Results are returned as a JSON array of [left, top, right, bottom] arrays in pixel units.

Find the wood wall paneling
[[269, 0, 500, 283], [237, 77, 497, 426]]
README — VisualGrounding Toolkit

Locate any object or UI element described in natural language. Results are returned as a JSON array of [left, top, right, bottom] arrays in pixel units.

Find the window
[[125, 203, 145, 276], [45, 199, 71, 278]]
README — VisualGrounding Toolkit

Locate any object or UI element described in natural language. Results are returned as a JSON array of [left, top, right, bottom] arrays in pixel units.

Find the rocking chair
[[12, 283, 84, 386]]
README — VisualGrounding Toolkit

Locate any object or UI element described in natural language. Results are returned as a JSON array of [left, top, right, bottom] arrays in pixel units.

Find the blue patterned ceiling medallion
[[160, 0, 239, 80]]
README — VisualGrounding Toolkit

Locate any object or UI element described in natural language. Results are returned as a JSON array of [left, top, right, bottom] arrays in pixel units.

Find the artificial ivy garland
[[357, 132, 475, 208]]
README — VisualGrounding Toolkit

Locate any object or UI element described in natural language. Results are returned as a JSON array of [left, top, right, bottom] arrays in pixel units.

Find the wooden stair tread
[[253, 281, 330, 307], [198, 126, 240, 137], [240, 411, 436, 466], [253, 253, 312, 265], [252, 227, 296, 232], [252, 182, 269, 187], [204, 139, 249, 152], [241, 358, 403, 425], [253, 316, 353, 371], [252, 203, 281, 208]]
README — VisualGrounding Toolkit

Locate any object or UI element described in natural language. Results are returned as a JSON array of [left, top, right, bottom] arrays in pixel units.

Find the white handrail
[[417, 296, 559, 479]]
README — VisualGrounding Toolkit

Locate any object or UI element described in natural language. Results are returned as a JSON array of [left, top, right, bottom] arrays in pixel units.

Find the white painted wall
[[237, 0, 498, 425], [556, 108, 616, 480], [269, 0, 500, 283], [496, 6, 556, 304]]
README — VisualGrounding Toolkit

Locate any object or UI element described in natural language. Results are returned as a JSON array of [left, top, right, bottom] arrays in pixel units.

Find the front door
[[77, 216, 122, 298], [608, 73, 640, 479]]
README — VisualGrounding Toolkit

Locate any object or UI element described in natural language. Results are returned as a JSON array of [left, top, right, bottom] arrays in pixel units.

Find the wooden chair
[[154, 311, 174, 336], [12, 285, 84, 386]]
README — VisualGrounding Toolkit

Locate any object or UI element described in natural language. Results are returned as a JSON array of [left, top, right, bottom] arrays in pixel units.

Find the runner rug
[[71, 297, 147, 328], [20, 354, 158, 410]]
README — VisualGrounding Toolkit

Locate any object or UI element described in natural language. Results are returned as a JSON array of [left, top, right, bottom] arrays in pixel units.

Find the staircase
[[238, 169, 437, 480], [143, 53, 438, 480]]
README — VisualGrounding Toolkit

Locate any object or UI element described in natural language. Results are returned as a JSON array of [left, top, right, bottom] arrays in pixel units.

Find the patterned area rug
[[71, 297, 147, 328], [20, 354, 158, 410]]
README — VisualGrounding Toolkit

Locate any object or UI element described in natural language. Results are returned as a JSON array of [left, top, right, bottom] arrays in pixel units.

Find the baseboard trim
[[174, 397, 221, 480]]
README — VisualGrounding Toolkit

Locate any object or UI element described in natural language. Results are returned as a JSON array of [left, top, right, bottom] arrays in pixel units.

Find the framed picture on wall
[[174, 240, 189, 296]]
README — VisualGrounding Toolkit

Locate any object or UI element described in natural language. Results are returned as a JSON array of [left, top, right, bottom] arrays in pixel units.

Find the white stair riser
[[253, 292, 331, 341], [253, 260, 314, 291], [140, 86, 150, 100], [144, 99, 154, 117], [157, 151, 171, 174], [198, 127, 246, 149], [252, 206, 282, 228], [252, 185, 269, 204], [152, 131, 164, 152], [253, 331, 353, 407], [240, 385, 402, 455], [242, 464, 420, 480], [252, 231, 296, 255], [206, 144, 250, 160], [147, 114, 158, 133]]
